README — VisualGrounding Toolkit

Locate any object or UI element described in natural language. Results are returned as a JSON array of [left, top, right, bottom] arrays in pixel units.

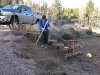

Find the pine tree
[[0, 0, 2, 6], [41, 3, 47, 14], [86, 0, 94, 25], [52, 0, 62, 18], [86, 0, 94, 16]]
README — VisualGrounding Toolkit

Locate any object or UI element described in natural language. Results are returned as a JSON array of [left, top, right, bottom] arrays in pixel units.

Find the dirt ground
[[14, 33, 100, 75], [0, 25, 100, 75]]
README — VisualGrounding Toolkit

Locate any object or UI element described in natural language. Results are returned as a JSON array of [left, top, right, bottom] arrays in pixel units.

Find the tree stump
[[67, 40, 77, 54]]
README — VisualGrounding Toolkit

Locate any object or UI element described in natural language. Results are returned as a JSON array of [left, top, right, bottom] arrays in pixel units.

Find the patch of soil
[[14, 48, 35, 59]]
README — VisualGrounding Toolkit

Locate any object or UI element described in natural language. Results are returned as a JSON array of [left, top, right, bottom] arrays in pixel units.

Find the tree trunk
[[16, 0, 19, 4], [88, 17, 89, 25]]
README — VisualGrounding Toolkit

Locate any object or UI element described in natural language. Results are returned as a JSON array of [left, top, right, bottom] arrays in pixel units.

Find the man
[[39, 15, 49, 48]]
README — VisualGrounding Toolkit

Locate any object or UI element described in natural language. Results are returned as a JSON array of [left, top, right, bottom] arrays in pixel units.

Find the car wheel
[[9, 18, 19, 30]]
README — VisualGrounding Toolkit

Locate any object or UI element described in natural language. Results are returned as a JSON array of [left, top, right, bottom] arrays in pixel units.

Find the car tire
[[9, 18, 19, 30]]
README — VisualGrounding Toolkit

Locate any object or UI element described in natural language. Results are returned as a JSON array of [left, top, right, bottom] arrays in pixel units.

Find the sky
[[31, 0, 100, 8]]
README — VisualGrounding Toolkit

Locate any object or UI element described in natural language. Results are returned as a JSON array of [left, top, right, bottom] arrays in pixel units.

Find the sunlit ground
[[0, 25, 11, 31], [92, 28, 100, 34]]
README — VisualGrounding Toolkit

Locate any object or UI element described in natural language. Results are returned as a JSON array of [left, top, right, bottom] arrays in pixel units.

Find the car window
[[19, 7, 28, 13], [21, 8, 27, 12], [26, 7, 32, 14], [3, 5, 13, 9], [18, 6, 32, 14], [12, 5, 20, 9], [3, 5, 20, 10]]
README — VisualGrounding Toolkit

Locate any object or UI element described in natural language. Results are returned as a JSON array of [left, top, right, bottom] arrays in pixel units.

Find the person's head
[[42, 15, 46, 20]]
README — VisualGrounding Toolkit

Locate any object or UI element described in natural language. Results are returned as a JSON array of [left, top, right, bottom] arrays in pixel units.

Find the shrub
[[86, 27, 92, 35], [75, 31, 80, 38], [61, 33, 74, 40]]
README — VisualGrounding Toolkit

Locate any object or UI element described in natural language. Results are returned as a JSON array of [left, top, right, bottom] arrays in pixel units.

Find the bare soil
[[14, 34, 100, 75], [0, 25, 100, 75]]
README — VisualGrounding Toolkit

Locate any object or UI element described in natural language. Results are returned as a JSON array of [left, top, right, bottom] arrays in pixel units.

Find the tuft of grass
[[42, 59, 57, 70]]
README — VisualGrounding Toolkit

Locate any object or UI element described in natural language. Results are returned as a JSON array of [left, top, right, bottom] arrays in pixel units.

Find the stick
[[36, 21, 48, 45]]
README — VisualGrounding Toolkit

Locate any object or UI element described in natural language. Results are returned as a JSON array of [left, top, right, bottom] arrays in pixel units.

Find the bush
[[61, 33, 74, 40], [86, 27, 92, 35], [67, 17, 72, 23], [75, 31, 80, 38]]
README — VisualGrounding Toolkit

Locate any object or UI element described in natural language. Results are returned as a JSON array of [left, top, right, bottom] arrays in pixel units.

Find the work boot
[[41, 45, 44, 48], [64, 46, 68, 49], [44, 44, 48, 48]]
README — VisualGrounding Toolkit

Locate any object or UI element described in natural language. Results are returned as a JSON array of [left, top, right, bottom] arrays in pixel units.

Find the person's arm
[[39, 20, 44, 31], [34, 19, 40, 24]]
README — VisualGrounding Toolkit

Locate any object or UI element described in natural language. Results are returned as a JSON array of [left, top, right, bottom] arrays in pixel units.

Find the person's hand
[[42, 28, 45, 31]]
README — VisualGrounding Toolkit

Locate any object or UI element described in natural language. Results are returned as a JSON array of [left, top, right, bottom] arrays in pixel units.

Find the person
[[39, 15, 50, 48]]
